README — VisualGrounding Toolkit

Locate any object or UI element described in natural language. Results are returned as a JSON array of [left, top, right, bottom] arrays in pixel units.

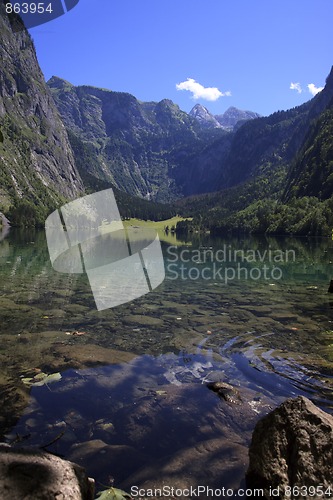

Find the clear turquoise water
[[1, 228, 333, 491]]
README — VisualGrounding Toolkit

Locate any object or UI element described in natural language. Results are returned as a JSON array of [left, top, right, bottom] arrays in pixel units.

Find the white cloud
[[307, 83, 324, 96], [290, 82, 302, 94], [176, 78, 231, 101]]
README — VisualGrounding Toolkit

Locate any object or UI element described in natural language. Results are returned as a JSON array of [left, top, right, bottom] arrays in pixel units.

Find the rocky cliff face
[[0, 4, 83, 214], [48, 77, 228, 202]]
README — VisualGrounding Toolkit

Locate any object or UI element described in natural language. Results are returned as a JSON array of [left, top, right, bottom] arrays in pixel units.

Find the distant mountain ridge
[[48, 76, 228, 202], [189, 103, 260, 130], [49, 72, 333, 204]]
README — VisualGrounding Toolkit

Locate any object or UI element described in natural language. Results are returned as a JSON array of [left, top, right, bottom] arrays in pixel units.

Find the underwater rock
[[120, 437, 248, 495], [123, 315, 163, 327], [0, 444, 94, 499], [67, 440, 147, 487], [270, 312, 298, 322], [50, 344, 136, 370], [206, 381, 242, 404], [246, 396, 333, 499], [0, 375, 31, 437], [328, 280, 333, 293]]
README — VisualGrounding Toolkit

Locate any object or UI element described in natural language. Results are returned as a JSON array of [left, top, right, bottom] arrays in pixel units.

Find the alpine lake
[[1, 226, 333, 496]]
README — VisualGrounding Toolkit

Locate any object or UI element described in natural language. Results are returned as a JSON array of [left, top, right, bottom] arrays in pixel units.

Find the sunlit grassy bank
[[123, 216, 192, 244]]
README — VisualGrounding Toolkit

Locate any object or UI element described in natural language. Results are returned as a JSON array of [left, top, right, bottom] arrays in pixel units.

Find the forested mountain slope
[[177, 67, 333, 237]]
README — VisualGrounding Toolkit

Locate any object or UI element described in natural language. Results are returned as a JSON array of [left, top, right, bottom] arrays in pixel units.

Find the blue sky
[[29, 0, 333, 117]]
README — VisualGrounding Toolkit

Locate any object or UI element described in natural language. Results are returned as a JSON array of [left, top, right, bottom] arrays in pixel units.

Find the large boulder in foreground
[[0, 444, 94, 500], [246, 396, 333, 499]]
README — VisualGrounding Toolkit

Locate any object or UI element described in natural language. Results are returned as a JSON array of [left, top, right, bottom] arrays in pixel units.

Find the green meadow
[[123, 216, 192, 245], [97, 216, 192, 245]]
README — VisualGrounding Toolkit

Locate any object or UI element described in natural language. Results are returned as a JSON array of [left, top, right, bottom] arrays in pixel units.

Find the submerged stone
[[206, 381, 242, 404]]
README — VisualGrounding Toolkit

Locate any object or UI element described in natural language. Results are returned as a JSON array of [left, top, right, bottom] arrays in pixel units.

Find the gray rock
[[246, 396, 333, 499], [0, 444, 94, 500]]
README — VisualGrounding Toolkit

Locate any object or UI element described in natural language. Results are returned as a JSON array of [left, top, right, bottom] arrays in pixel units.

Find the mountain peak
[[189, 104, 222, 129], [215, 107, 261, 130], [47, 76, 74, 91], [191, 103, 207, 112], [325, 65, 333, 88]]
